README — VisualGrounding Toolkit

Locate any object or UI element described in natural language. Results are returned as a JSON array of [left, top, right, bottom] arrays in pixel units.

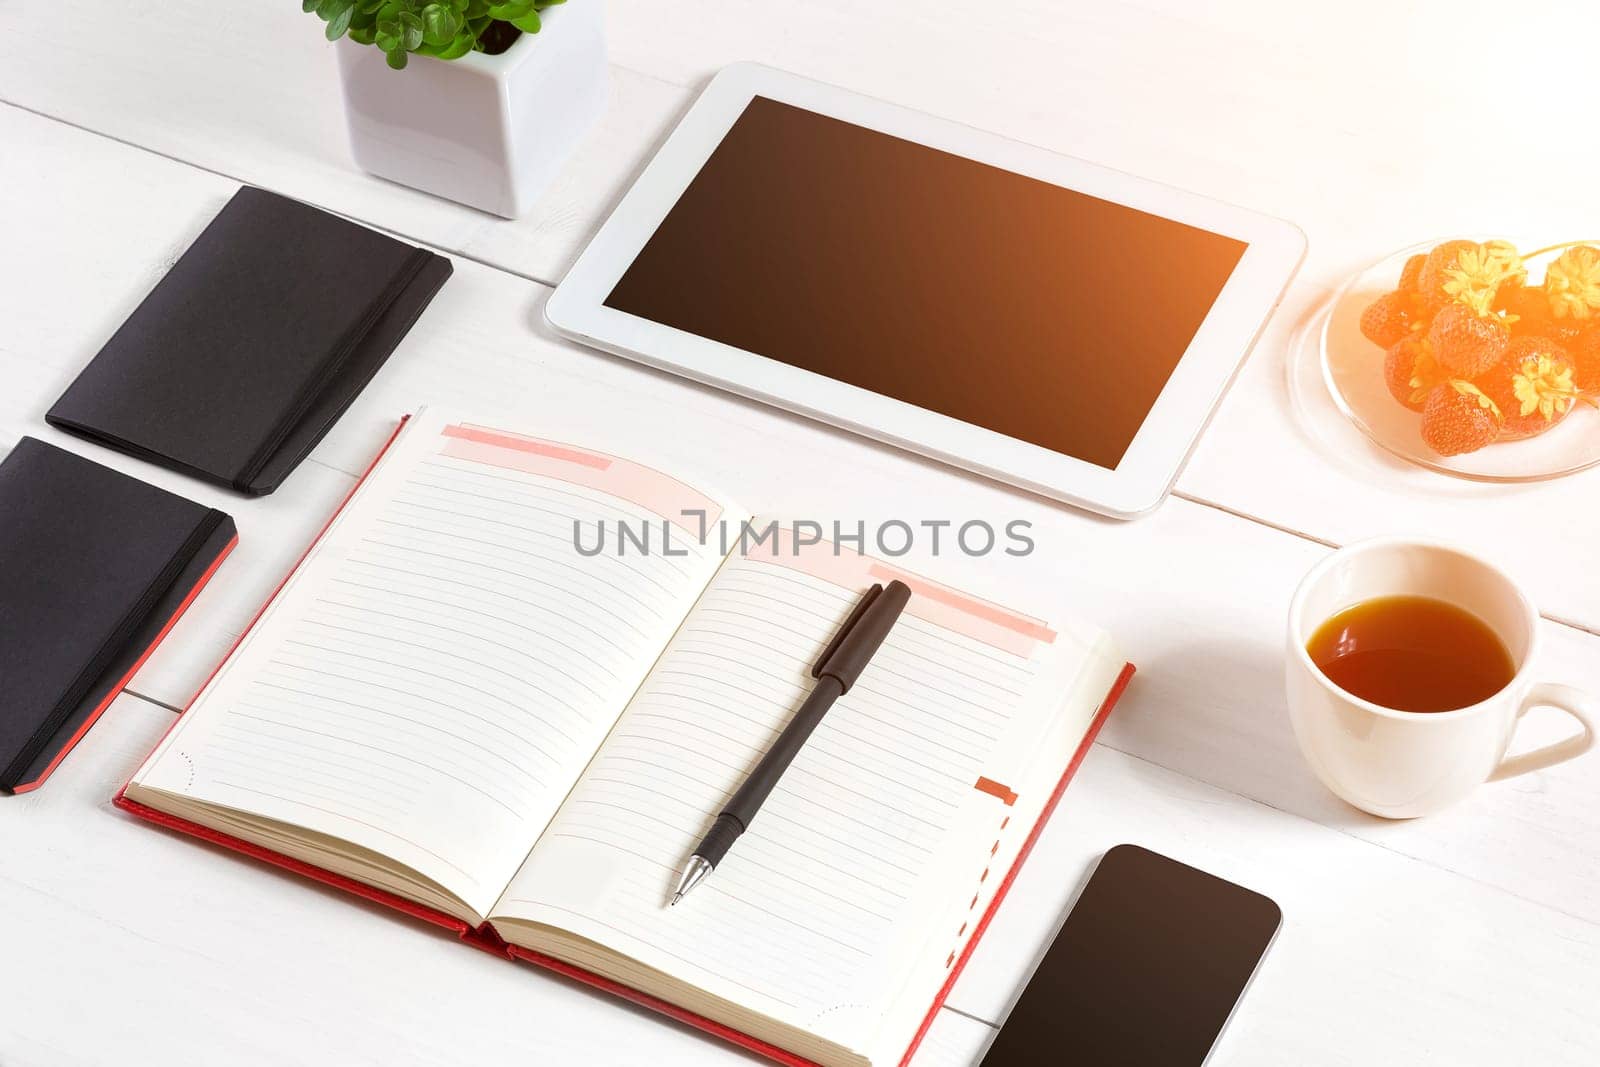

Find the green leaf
[[398, 9, 425, 48], [329, 0, 549, 67], [303, 0, 320, 13], [436, 31, 476, 58], [325, 3, 356, 39], [487, 0, 535, 19], [374, 16, 402, 50], [420, 4, 461, 46]]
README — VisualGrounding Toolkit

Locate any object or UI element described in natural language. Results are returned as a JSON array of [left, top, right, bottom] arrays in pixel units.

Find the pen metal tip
[[671, 854, 712, 907]]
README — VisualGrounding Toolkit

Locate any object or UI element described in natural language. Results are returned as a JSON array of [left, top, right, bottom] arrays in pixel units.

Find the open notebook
[[119, 411, 1132, 1067]]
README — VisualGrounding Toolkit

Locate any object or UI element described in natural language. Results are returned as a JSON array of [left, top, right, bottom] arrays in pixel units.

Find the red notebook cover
[[113, 417, 1136, 1067]]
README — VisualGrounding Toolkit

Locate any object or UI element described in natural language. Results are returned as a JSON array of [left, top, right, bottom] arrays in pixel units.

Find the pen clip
[[812, 583, 883, 679]]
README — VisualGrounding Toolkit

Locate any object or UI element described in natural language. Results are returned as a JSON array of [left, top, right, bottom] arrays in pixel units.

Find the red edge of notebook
[[11, 532, 241, 795], [897, 659, 1134, 1066], [111, 416, 1137, 1067]]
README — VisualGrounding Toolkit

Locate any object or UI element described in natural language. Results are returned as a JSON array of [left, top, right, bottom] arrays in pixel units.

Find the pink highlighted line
[[441, 424, 611, 469], [869, 565, 1056, 645], [438, 423, 722, 531], [742, 525, 1055, 657]]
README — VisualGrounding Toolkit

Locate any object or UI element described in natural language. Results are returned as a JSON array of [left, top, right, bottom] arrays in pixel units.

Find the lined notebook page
[[132, 414, 741, 920], [495, 526, 1112, 1054]]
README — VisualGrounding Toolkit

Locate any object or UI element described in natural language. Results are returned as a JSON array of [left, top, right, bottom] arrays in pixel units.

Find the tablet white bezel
[[546, 63, 1305, 518]]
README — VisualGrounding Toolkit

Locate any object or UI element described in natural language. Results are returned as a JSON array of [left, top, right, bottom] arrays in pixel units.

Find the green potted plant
[[308, 0, 606, 218]]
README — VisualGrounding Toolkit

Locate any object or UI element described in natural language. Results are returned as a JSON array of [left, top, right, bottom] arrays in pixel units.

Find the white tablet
[[547, 63, 1305, 518]]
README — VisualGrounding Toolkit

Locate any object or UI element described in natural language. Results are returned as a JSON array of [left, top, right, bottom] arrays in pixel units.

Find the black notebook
[[47, 187, 453, 495], [0, 438, 237, 793]]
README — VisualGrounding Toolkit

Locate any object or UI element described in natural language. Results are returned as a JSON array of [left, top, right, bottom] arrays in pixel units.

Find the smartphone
[[979, 844, 1281, 1066]]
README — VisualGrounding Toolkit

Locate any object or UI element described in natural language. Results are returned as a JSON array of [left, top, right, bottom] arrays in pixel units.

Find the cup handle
[[1487, 683, 1598, 782]]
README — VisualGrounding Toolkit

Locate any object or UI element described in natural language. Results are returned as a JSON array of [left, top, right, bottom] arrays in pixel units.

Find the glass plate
[[1319, 239, 1600, 482]]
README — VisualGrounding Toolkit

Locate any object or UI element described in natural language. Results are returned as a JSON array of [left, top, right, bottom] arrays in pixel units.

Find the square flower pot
[[335, 2, 606, 218]]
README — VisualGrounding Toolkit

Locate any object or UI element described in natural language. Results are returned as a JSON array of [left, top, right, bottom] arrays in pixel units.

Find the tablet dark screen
[[604, 97, 1248, 470]]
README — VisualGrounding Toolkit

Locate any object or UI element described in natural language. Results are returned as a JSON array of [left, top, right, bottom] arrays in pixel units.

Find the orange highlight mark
[[442, 424, 612, 470], [974, 777, 1018, 806]]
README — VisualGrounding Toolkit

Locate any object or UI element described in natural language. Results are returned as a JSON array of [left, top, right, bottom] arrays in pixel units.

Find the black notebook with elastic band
[[47, 186, 452, 495], [0, 438, 237, 794]]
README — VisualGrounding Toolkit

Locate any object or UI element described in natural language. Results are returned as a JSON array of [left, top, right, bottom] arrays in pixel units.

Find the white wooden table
[[3, 3, 1599, 1064]]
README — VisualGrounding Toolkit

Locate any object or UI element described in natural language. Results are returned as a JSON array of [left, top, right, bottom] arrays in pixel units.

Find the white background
[[2, 2, 1598, 1064]]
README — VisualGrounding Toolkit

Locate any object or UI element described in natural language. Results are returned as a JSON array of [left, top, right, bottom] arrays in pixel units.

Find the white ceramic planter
[[335, 2, 606, 218]]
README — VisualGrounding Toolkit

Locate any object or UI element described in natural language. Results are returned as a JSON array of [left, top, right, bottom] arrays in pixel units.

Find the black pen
[[671, 579, 912, 905]]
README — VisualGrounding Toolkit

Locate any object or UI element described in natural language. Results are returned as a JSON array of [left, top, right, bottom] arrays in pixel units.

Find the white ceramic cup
[[1287, 537, 1596, 818]]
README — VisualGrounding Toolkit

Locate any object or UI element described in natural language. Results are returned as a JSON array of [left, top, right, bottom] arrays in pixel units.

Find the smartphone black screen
[[981, 844, 1280, 1066]]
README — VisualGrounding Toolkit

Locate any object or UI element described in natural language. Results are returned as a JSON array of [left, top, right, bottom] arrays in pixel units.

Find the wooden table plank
[[5, 0, 1594, 296], [950, 742, 1600, 1066], [0, 690, 985, 1066], [6, 2, 1599, 641], [600, 0, 1598, 292], [4, 103, 1599, 939], [7, 693, 1595, 1067], [0, 0, 687, 290], [0, 695, 772, 1066], [5, 10, 1600, 1063], [597, 0, 1600, 634]]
